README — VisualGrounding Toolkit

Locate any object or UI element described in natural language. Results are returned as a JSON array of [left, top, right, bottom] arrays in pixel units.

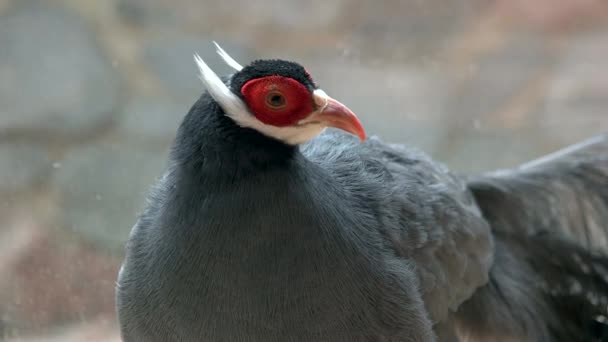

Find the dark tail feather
[[458, 134, 608, 341]]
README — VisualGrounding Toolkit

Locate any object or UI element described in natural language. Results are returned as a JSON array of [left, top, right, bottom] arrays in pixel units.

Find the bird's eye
[[240, 75, 314, 127], [265, 91, 286, 110]]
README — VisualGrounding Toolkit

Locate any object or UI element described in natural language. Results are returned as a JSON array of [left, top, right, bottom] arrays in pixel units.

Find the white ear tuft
[[193, 53, 249, 118], [213, 41, 243, 71]]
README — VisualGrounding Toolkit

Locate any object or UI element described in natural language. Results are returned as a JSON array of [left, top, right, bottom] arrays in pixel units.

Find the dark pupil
[[269, 94, 285, 107]]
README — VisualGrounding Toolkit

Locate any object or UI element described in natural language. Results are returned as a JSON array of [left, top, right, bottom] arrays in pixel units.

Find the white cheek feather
[[193, 44, 325, 145], [213, 41, 243, 71], [193, 53, 249, 121]]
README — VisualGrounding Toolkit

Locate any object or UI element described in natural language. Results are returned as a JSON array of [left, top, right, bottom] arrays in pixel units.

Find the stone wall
[[0, 0, 606, 340]]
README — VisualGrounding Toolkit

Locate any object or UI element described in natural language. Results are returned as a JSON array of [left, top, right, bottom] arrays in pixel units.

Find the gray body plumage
[[117, 88, 608, 341]]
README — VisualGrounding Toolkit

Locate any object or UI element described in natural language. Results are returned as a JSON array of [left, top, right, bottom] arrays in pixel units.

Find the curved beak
[[301, 89, 366, 141]]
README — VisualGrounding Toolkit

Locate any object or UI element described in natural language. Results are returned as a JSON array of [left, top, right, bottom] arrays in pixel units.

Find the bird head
[[194, 43, 366, 145]]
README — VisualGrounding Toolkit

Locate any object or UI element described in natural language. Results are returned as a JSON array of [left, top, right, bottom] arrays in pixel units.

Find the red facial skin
[[240, 75, 366, 141], [240, 76, 314, 127]]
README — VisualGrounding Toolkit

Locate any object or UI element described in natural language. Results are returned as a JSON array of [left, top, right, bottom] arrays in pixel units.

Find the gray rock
[[0, 3, 120, 137], [306, 58, 450, 152], [117, 97, 187, 143], [53, 143, 168, 251], [116, 0, 173, 28], [347, 0, 480, 61], [0, 142, 51, 192], [435, 128, 556, 173], [116, 0, 346, 32], [422, 34, 566, 172], [541, 31, 608, 143], [441, 34, 553, 122], [250, 0, 347, 30], [144, 37, 255, 101]]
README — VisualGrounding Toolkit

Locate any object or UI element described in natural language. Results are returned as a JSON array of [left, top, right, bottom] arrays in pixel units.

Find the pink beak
[[304, 91, 366, 141]]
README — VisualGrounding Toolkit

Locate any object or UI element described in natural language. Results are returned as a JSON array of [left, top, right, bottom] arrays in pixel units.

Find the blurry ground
[[0, 0, 607, 340]]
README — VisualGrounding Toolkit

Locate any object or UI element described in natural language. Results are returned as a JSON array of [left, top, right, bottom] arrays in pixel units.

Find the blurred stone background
[[0, 0, 606, 340]]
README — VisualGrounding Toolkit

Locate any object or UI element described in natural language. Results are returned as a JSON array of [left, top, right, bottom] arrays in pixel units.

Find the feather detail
[[193, 53, 250, 120], [213, 41, 244, 71]]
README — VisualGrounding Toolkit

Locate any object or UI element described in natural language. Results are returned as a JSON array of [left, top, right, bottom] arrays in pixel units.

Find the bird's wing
[[302, 131, 494, 323], [469, 133, 608, 251], [455, 133, 608, 341]]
